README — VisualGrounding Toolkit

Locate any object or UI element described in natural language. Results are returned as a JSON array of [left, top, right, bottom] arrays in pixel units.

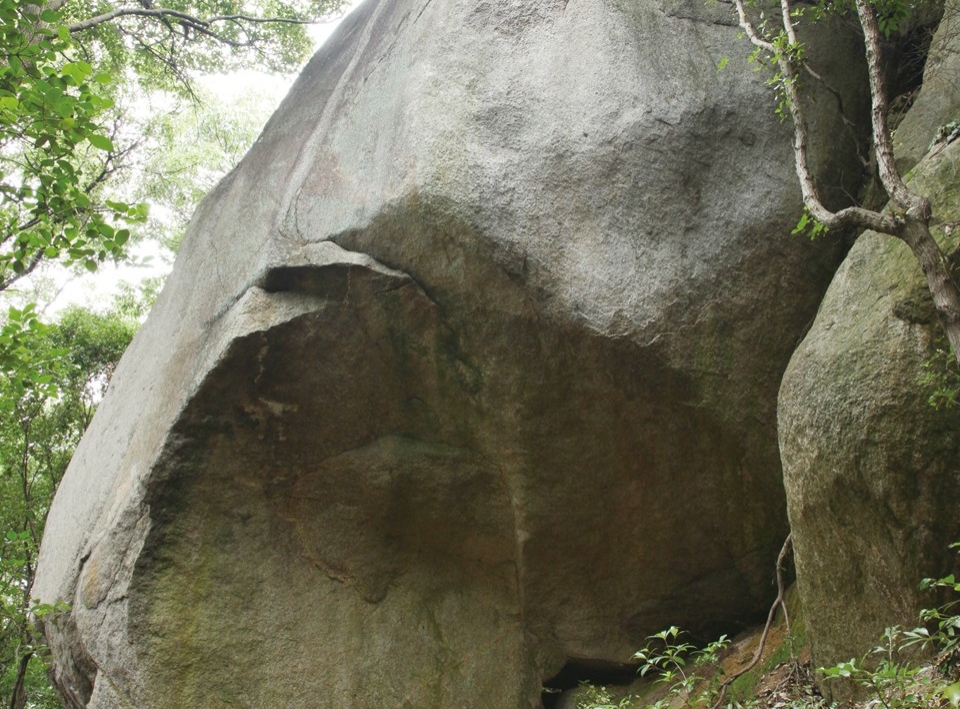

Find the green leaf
[[53, 99, 73, 118], [944, 681, 960, 706], [87, 134, 114, 151], [89, 94, 115, 110], [61, 63, 86, 82], [792, 211, 809, 235]]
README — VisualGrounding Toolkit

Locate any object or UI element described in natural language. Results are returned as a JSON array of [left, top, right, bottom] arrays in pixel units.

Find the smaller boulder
[[895, 0, 960, 172], [779, 137, 960, 690]]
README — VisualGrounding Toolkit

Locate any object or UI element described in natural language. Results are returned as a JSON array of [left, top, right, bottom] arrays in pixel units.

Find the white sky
[[43, 0, 365, 315]]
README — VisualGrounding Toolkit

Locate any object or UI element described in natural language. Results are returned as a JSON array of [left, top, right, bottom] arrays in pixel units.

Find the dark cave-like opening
[[540, 659, 639, 709]]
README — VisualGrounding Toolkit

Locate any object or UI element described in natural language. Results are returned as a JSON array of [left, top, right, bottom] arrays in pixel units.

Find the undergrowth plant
[[916, 547, 960, 675], [821, 543, 960, 708], [919, 346, 960, 410], [575, 627, 730, 709], [821, 627, 940, 709], [634, 627, 730, 708], [576, 683, 635, 709], [576, 544, 960, 709]]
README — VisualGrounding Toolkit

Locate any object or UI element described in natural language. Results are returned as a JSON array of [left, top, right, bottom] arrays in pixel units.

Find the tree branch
[[121, 25, 199, 97], [733, 0, 774, 53], [67, 7, 315, 34], [776, 44, 833, 220], [854, 0, 930, 219], [709, 535, 793, 709], [0, 251, 44, 293], [780, 0, 799, 46], [735, 0, 841, 228], [735, 0, 960, 366], [737, 0, 904, 236], [71, 8, 244, 46]]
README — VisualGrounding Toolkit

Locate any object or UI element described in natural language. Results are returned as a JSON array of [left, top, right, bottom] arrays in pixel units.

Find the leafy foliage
[[633, 627, 730, 707], [133, 83, 284, 252], [0, 304, 137, 707], [821, 628, 937, 709], [821, 547, 960, 708], [791, 208, 829, 240], [1, 0, 345, 296], [919, 346, 960, 409], [576, 683, 636, 709], [0, 0, 146, 293], [0, 306, 63, 406], [574, 629, 730, 709], [916, 546, 960, 678], [63, 0, 347, 93]]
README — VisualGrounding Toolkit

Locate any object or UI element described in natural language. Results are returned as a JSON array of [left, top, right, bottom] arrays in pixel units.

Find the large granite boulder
[[779, 24, 960, 684], [34, 1, 867, 707]]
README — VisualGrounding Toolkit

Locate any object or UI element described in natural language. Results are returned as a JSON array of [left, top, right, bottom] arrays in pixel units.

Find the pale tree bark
[[734, 0, 960, 364]]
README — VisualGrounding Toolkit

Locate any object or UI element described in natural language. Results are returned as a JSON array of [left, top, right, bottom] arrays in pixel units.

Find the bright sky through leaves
[[44, 0, 365, 314]]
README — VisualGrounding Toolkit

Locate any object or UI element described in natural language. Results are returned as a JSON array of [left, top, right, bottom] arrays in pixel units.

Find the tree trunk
[[898, 218, 960, 363], [8, 651, 32, 709]]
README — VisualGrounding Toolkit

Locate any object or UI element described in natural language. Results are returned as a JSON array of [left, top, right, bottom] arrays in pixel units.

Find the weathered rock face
[[894, 0, 960, 172], [34, 1, 867, 707], [779, 14, 960, 683]]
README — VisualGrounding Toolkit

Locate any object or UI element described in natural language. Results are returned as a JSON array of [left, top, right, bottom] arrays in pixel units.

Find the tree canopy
[[1, 0, 345, 296], [0, 0, 143, 293], [0, 303, 139, 708]]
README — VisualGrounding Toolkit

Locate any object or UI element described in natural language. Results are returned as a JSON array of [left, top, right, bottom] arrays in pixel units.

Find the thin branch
[[734, 0, 775, 53], [710, 534, 793, 709], [0, 251, 44, 293], [780, 0, 798, 46], [801, 60, 870, 171], [67, 7, 315, 34], [122, 25, 200, 97], [71, 8, 249, 48], [801, 62, 855, 130], [854, 0, 929, 219], [205, 12, 316, 25]]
